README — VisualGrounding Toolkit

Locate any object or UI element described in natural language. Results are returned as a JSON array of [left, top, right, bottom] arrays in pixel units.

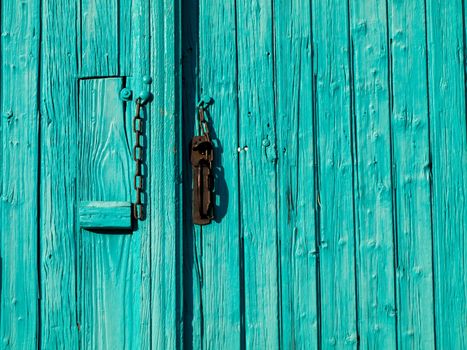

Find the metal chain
[[198, 104, 210, 141], [133, 98, 144, 220]]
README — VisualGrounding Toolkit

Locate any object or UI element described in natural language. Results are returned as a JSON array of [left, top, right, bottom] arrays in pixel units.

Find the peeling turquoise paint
[[1, 0, 466, 349]]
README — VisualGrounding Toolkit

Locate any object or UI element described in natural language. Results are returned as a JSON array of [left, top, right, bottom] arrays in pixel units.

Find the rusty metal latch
[[190, 103, 214, 225]]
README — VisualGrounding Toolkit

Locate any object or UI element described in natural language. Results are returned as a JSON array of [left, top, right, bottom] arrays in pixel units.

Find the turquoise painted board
[[312, 0, 358, 348], [39, 0, 79, 347], [197, 0, 242, 348], [1, 1, 40, 349], [274, 0, 318, 348], [1, 0, 467, 349], [426, 1, 467, 348], [389, 0, 436, 348], [350, 1, 397, 348]]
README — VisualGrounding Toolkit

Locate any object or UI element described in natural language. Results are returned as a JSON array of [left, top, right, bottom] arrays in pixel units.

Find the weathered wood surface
[[1, 0, 467, 349], [78, 77, 139, 349], [39, 0, 79, 348], [312, 0, 358, 348], [79, 201, 132, 230], [148, 0, 182, 348], [180, 0, 466, 349], [1, 1, 40, 349], [350, 1, 397, 348], [236, 0, 280, 348], [274, 0, 318, 348], [426, 1, 467, 348], [389, 0, 436, 348], [197, 0, 242, 348]]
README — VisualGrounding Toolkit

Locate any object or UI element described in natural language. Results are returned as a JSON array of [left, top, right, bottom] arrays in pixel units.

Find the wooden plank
[[79, 201, 132, 230], [149, 0, 183, 348], [39, 0, 79, 347], [236, 0, 279, 347], [426, 1, 467, 348], [388, 0, 436, 348], [312, 0, 358, 348], [121, 0, 151, 347], [0, 0, 40, 348], [180, 0, 203, 347], [349, 0, 397, 347], [78, 78, 141, 349], [274, 0, 318, 348], [79, 0, 118, 76], [197, 0, 241, 348]]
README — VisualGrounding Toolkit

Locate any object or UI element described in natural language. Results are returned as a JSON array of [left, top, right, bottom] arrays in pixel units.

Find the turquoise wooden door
[[180, 0, 466, 349], [1, 0, 181, 349], [1, 0, 467, 349]]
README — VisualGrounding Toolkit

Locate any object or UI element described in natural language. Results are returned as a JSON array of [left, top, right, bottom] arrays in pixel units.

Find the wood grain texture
[[148, 0, 183, 348], [78, 78, 140, 349], [313, 1, 357, 348], [120, 0, 152, 346], [79, 201, 132, 229], [426, 1, 467, 348], [79, 0, 118, 76], [181, 0, 203, 347], [0, 0, 40, 348], [312, 1, 358, 348], [39, 0, 79, 347], [388, 0, 436, 348], [236, 0, 280, 348], [274, 0, 318, 348], [350, 0, 397, 347], [2, 0, 467, 348], [197, 0, 242, 348]]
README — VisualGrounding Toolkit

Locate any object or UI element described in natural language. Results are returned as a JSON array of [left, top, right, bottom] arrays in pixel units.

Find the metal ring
[[133, 145, 143, 161], [133, 117, 143, 133], [134, 203, 144, 220], [134, 174, 144, 190]]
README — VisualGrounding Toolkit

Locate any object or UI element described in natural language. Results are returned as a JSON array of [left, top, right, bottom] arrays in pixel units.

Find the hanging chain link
[[198, 103, 210, 141], [133, 98, 144, 220]]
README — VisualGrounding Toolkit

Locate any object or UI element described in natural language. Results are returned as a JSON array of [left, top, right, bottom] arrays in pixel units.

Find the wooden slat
[[388, 0, 436, 348], [180, 0, 203, 347], [236, 0, 280, 347], [426, 1, 467, 348], [197, 0, 242, 348], [78, 78, 140, 348], [39, 0, 79, 348], [0, 0, 40, 348], [274, 0, 318, 348], [122, 0, 151, 347], [350, 0, 397, 347], [79, 201, 132, 230], [149, 0, 183, 348], [79, 0, 118, 76], [312, 0, 358, 348]]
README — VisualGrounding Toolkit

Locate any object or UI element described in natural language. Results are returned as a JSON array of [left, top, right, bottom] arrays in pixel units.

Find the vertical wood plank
[[120, 0, 151, 347], [39, 0, 79, 348], [197, 0, 242, 348], [236, 0, 279, 347], [312, 0, 358, 348], [79, 0, 119, 76], [350, 0, 397, 347], [78, 78, 140, 349], [0, 0, 40, 348], [181, 0, 203, 347], [274, 0, 318, 348], [388, 0, 436, 348], [149, 0, 183, 348], [427, 1, 467, 348]]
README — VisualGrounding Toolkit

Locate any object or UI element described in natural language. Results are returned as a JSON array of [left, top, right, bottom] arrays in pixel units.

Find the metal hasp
[[190, 134, 214, 225]]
